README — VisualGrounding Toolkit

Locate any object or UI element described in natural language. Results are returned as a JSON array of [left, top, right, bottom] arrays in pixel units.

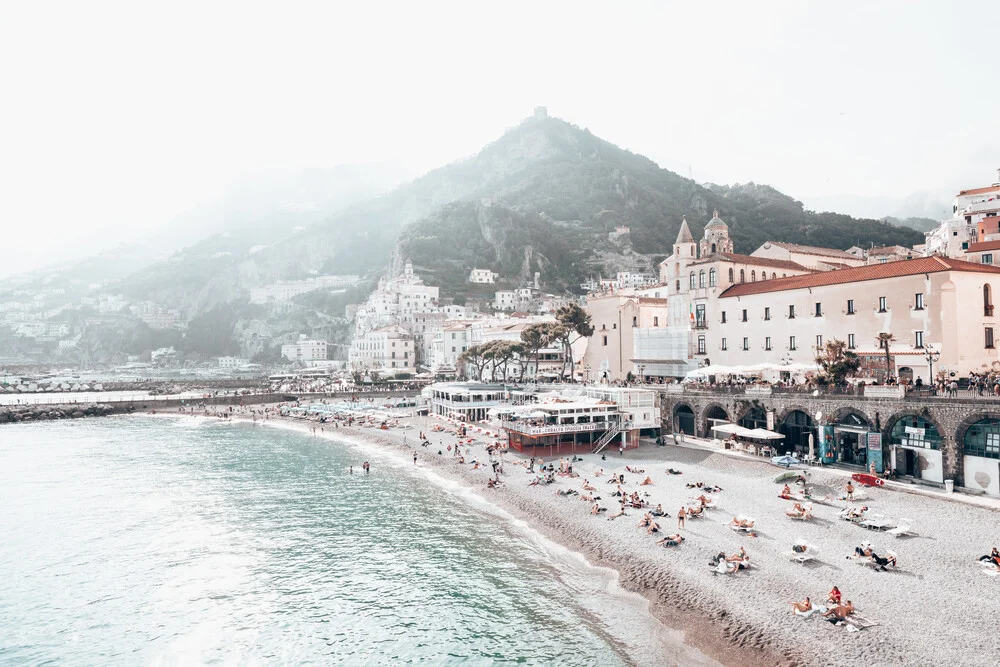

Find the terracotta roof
[[637, 297, 668, 305], [688, 252, 814, 273], [719, 256, 1000, 298], [967, 240, 1000, 252], [762, 241, 859, 260], [958, 185, 1000, 196]]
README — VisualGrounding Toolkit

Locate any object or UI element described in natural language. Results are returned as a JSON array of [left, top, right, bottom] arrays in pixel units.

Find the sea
[[0, 416, 716, 666]]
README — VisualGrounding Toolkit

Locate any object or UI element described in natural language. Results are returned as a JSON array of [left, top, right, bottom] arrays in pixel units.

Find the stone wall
[[657, 388, 1000, 492]]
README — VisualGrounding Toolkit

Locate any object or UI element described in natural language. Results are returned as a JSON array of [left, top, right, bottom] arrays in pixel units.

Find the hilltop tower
[[700, 210, 733, 257]]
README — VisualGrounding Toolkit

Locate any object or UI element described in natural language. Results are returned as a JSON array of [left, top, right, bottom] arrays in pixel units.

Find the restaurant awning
[[745, 428, 785, 440], [712, 423, 754, 436]]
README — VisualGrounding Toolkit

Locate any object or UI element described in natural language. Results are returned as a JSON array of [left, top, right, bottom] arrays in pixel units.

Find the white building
[[282, 336, 329, 363], [494, 290, 516, 310], [217, 356, 248, 369], [923, 171, 1000, 257], [469, 268, 498, 284], [349, 325, 415, 373]]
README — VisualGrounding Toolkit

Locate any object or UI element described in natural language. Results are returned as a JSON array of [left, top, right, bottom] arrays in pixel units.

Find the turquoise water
[[0, 416, 709, 666]]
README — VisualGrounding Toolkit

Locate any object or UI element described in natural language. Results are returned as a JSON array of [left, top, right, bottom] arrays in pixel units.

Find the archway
[[960, 416, 1000, 495], [738, 407, 767, 430], [779, 410, 814, 455], [829, 409, 875, 466], [885, 413, 943, 481], [702, 404, 729, 437], [674, 403, 695, 436], [898, 366, 914, 385]]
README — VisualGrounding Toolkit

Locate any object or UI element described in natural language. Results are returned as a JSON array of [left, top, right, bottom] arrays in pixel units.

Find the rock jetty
[[0, 403, 126, 423]]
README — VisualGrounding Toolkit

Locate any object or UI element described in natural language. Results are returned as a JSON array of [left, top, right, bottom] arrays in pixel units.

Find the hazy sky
[[2, 1, 998, 275]]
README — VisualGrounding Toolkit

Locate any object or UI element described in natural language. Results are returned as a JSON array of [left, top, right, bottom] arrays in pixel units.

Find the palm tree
[[877, 332, 896, 382]]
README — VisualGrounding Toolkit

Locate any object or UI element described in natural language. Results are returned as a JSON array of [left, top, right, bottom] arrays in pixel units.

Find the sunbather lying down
[[823, 601, 855, 623], [841, 506, 869, 521], [665, 468, 683, 475], [785, 502, 813, 519], [657, 534, 684, 547], [729, 517, 755, 529]]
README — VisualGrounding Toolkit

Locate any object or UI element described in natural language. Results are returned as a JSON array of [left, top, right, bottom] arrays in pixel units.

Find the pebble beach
[[168, 406, 1000, 667]]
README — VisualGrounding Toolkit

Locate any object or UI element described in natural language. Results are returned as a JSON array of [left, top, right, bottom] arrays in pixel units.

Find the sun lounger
[[859, 515, 897, 531], [788, 542, 818, 563], [886, 519, 916, 538], [728, 518, 756, 532]]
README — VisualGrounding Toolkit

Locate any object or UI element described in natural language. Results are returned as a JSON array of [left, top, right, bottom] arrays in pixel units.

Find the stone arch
[[673, 402, 696, 436], [736, 405, 768, 429], [701, 403, 730, 437], [882, 409, 950, 481], [955, 411, 1000, 446], [831, 406, 875, 429], [777, 405, 814, 424], [956, 412, 1000, 492], [778, 407, 815, 454]]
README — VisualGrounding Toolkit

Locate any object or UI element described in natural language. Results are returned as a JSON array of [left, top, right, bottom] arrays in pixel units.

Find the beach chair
[[788, 544, 819, 564], [728, 517, 756, 532], [859, 515, 897, 531], [886, 519, 916, 538]]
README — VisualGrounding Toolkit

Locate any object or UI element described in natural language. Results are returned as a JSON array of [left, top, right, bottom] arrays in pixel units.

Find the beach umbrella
[[771, 455, 800, 467], [808, 433, 815, 461]]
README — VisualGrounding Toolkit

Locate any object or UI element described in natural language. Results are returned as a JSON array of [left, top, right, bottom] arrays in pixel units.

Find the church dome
[[705, 210, 727, 230]]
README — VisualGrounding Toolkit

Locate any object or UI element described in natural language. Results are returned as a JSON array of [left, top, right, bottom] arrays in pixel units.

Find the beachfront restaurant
[[502, 401, 632, 456], [426, 382, 508, 422]]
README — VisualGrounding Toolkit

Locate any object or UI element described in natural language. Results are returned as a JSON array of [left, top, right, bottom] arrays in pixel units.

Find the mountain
[[133, 111, 922, 307], [7, 111, 930, 364]]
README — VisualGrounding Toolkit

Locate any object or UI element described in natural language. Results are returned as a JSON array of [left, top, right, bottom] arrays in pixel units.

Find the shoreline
[[143, 405, 1000, 667]]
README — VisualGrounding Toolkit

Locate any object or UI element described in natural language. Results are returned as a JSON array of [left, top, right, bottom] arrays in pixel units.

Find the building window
[[789, 336, 797, 351], [764, 306, 771, 321], [915, 331, 924, 348], [816, 335, 823, 348], [689, 272, 696, 289], [721, 311, 727, 324], [632, 316, 638, 327], [914, 293, 924, 310], [699, 271, 706, 288], [695, 304, 706, 328], [788, 305, 796, 319], [878, 296, 887, 312], [742, 337, 749, 351], [675, 280, 680, 291], [697, 335, 706, 354], [765, 336, 772, 351], [814, 302, 822, 317], [987, 328, 995, 349], [728, 268, 734, 282], [741, 309, 748, 322], [848, 334, 856, 349], [653, 316, 659, 327], [751, 270, 756, 282], [709, 269, 716, 287], [739, 269, 745, 283], [986, 284, 994, 316], [721, 337, 727, 351], [846, 299, 855, 315], [984, 254, 993, 264]]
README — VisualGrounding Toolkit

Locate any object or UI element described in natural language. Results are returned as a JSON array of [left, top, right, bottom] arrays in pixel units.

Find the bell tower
[[700, 210, 733, 256]]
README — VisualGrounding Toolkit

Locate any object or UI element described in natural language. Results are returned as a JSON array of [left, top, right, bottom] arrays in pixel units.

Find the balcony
[[502, 420, 621, 436]]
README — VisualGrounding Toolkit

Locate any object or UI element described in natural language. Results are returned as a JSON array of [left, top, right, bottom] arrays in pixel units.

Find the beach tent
[[745, 428, 785, 440], [712, 423, 754, 437]]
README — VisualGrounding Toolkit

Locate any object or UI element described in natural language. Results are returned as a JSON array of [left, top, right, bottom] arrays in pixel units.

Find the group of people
[[709, 547, 751, 574], [789, 586, 855, 625]]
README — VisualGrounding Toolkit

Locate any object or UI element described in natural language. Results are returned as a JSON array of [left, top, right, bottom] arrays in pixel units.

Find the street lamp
[[584, 364, 591, 385], [923, 345, 940, 386], [637, 363, 646, 385]]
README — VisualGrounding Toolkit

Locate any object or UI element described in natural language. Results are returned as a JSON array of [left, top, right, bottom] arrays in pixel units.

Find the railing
[[864, 385, 905, 399], [745, 386, 773, 396], [592, 422, 624, 454], [503, 421, 617, 436]]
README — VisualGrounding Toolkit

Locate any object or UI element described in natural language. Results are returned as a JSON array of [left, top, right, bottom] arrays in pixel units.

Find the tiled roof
[[637, 297, 668, 305], [967, 240, 1000, 252], [719, 253, 814, 272], [763, 241, 859, 260], [958, 185, 1000, 196], [720, 256, 1000, 298], [688, 252, 814, 273]]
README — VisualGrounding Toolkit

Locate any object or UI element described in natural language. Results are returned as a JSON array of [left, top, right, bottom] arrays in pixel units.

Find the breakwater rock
[[0, 403, 126, 424]]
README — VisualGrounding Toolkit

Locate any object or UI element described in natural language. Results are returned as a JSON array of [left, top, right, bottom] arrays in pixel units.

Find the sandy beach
[[161, 404, 1000, 667]]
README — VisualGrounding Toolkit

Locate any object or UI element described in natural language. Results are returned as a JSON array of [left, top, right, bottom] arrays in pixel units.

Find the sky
[[2, 0, 998, 275]]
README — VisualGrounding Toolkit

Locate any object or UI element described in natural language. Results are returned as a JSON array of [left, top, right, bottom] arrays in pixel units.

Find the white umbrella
[[746, 428, 785, 440], [808, 432, 815, 460], [712, 423, 754, 436]]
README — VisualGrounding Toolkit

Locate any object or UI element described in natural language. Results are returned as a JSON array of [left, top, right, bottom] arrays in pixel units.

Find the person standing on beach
[[349, 466, 353, 474], [677, 506, 686, 529], [413, 453, 417, 465]]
